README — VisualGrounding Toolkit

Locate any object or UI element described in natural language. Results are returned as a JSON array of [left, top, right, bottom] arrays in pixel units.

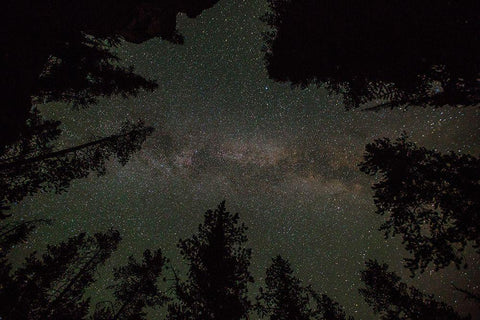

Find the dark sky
[[9, 0, 480, 318]]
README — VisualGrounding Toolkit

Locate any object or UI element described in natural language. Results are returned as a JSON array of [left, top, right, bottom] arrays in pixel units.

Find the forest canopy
[[262, 0, 480, 109], [2, 0, 219, 145], [1, 0, 220, 218]]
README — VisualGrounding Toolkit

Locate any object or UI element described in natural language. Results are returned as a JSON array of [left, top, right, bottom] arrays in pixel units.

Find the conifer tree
[[167, 201, 253, 320], [92, 249, 168, 320], [256, 255, 352, 320], [0, 229, 121, 320], [256, 255, 311, 319]]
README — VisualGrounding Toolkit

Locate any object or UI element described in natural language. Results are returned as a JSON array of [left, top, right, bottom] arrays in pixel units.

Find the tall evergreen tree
[[359, 134, 480, 274], [309, 291, 354, 320], [256, 255, 311, 320], [0, 218, 52, 317], [0, 229, 121, 320], [359, 259, 470, 320], [167, 201, 254, 320], [256, 255, 352, 320], [92, 249, 168, 320], [262, 0, 480, 110]]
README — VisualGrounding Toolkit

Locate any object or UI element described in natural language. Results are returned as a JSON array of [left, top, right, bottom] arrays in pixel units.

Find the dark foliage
[[0, 229, 121, 320], [92, 249, 168, 320], [2, 0, 219, 145], [0, 119, 153, 218], [0, 219, 52, 317], [262, 0, 480, 109], [167, 201, 254, 320], [0, 219, 51, 257], [36, 36, 158, 108], [1, 0, 219, 217], [359, 259, 470, 320], [309, 292, 354, 320], [256, 255, 352, 320], [256, 255, 311, 319], [359, 134, 480, 274]]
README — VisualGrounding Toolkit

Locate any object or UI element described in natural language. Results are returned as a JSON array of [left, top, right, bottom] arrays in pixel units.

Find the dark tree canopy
[[256, 255, 353, 320], [0, 219, 51, 257], [2, 0, 219, 145], [256, 255, 311, 320], [1, 0, 220, 218], [0, 219, 52, 313], [262, 0, 480, 109], [359, 135, 480, 274], [167, 201, 254, 320], [0, 119, 153, 218], [359, 260, 470, 320], [92, 249, 168, 320], [309, 292, 354, 320], [1, 221, 169, 320], [0, 229, 121, 320]]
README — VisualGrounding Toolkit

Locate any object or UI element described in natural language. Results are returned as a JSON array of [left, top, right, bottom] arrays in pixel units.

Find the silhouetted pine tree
[[0, 218, 52, 318], [256, 255, 311, 319], [167, 201, 253, 320], [0, 119, 153, 218], [92, 249, 168, 320], [359, 260, 470, 320], [0, 229, 121, 320], [359, 134, 480, 274], [309, 290, 354, 320], [262, 0, 480, 109], [256, 255, 352, 320]]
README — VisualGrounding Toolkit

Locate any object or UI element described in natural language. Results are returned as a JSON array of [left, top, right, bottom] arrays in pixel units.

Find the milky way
[[9, 0, 480, 318]]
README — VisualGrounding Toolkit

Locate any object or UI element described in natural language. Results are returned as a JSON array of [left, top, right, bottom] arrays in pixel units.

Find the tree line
[[1, 201, 473, 319], [2, 131, 478, 318]]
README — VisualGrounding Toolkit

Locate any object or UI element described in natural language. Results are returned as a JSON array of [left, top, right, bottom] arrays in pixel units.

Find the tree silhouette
[[256, 255, 352, 320], [359, 259, 470, 320], [92, 249, 168, 320], [2, 0, 220, 146], [262, 0, 480, 109], [167, 201, 254, 320], [256, 255, 311, 319], [359, 134, 480, 274], [0, 229, 121, 320], [0, 218, 52, 318], [1, 220, 169, 320], [0, 119, 153, 219], [0, 219, 51, 257], [309, 292, 354, 320]]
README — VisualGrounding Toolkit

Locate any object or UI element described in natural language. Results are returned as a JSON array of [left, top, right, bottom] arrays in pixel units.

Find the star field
[[8, 0, 480, 318]]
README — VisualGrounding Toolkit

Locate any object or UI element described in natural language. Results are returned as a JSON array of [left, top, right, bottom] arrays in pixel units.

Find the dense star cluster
[[5, 0, 479, 319]]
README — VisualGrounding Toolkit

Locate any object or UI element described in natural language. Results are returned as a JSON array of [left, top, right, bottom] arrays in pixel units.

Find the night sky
[[9, 0, 480, 318]]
